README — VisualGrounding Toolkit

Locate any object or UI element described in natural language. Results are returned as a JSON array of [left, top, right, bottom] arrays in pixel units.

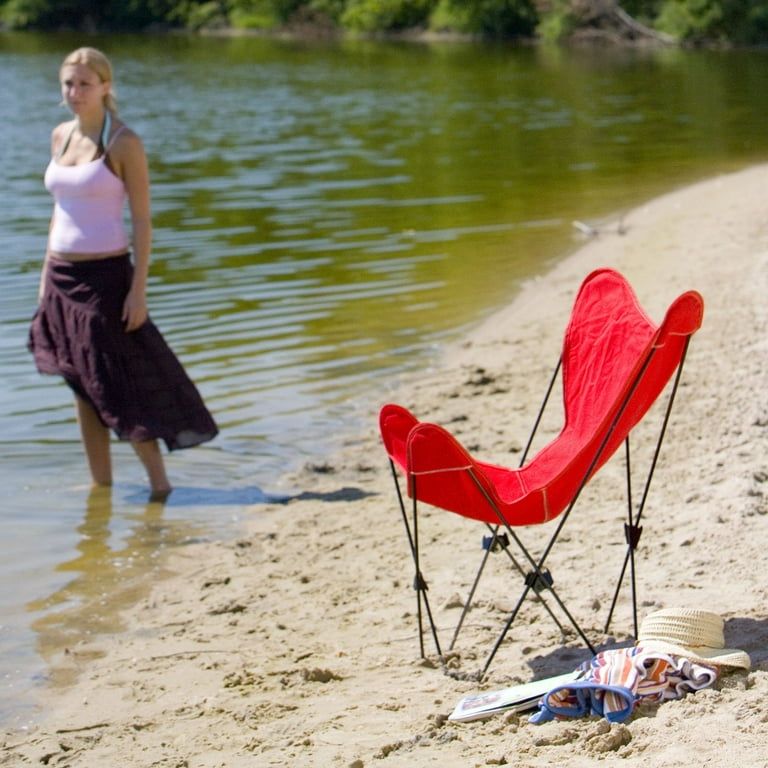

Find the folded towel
[[530, 645, 718, 724]]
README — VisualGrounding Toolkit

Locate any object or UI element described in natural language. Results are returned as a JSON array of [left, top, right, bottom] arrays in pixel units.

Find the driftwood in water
[[537, 0, 676, 44]]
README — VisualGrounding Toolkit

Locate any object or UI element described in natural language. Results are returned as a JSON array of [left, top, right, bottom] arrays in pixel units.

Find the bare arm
[[38, 251, 48, 301], [39, 124, 67, 301], [110, 126, 153, 332]]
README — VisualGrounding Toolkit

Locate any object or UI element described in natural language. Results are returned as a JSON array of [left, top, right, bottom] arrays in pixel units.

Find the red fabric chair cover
[[380, 268, 704, 528]]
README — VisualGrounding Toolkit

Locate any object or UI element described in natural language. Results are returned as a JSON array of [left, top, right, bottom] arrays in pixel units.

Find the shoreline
[[2, 164, 767, 766]]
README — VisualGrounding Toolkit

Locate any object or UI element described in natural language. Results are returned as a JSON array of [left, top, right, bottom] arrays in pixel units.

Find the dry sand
[[2, 164, 767, 767]]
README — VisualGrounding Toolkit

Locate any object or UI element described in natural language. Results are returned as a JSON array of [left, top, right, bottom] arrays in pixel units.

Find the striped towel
[[529, 645, 718, 724]]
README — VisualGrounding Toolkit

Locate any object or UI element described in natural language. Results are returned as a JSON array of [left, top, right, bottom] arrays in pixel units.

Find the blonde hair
[[61, 47, 118, 116]]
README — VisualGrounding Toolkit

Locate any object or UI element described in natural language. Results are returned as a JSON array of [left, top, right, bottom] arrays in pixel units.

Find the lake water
[[2, 31, 768, 727]]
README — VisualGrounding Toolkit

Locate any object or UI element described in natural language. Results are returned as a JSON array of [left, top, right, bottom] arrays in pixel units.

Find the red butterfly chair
[[379, 268, 704, 679]]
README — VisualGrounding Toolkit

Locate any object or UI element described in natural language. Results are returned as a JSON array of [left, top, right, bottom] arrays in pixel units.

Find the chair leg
[[389, 461, 443, 660], [465, 472, 595, 673], [411, 485, 443, 660], [450, 523, 572, 651], [479, 572, 597, 680], [449, 531, 495, 651], [604, 346, 690, 638]]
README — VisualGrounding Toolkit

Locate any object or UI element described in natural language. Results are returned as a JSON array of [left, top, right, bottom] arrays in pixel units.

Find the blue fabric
[[529, 681, 635, 723]]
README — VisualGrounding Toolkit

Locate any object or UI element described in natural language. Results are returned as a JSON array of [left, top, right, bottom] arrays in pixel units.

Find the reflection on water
[[2, 485, 226, 725], [3, 32, 768, 727], [27, 488, 169, 688]]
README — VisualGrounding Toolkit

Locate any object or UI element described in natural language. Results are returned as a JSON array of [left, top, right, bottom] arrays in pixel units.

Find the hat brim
[[638, 639, 751, 670]]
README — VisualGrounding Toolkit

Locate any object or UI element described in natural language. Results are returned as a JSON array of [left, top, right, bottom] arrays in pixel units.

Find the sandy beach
[[2, 164, 767, 767]]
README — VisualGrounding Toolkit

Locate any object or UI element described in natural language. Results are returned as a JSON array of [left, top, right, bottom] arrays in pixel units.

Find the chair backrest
[[383, 269, 704, 527], [518, 268, 704, 521]]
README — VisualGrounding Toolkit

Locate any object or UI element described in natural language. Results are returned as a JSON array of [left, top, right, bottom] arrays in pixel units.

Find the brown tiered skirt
[[28, 254, 218, 450]]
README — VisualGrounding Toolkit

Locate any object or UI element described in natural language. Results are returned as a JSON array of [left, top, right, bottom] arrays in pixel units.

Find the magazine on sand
[[449, 670, 581, 722]]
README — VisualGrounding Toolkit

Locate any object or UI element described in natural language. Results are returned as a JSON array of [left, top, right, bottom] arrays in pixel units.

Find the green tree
[[431, 0, 538, 37], [619, 0, 664, 21], [1, 0, 177, 29], [654, 0, 768, 43], [2, 0, 768, 41], [655, 0, 723, 40], [341, 0, 437, 32]]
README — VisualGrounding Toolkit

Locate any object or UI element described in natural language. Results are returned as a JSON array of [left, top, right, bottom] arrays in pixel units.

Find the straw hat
[[637, 608, 751, 670]]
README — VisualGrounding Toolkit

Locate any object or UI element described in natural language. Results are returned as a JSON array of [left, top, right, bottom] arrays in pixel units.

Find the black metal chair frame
[[387, 337, 692, 680]]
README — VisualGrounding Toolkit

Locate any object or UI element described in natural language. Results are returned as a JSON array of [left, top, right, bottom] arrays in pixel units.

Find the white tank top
[[44, 120, 130, 254]]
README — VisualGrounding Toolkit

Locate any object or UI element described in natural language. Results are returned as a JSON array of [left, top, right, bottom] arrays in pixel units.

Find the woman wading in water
[[29, 47, 217, 500]]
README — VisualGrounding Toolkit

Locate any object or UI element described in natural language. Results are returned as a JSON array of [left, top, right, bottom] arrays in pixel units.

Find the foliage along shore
[[2, 1, 768, 47]]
